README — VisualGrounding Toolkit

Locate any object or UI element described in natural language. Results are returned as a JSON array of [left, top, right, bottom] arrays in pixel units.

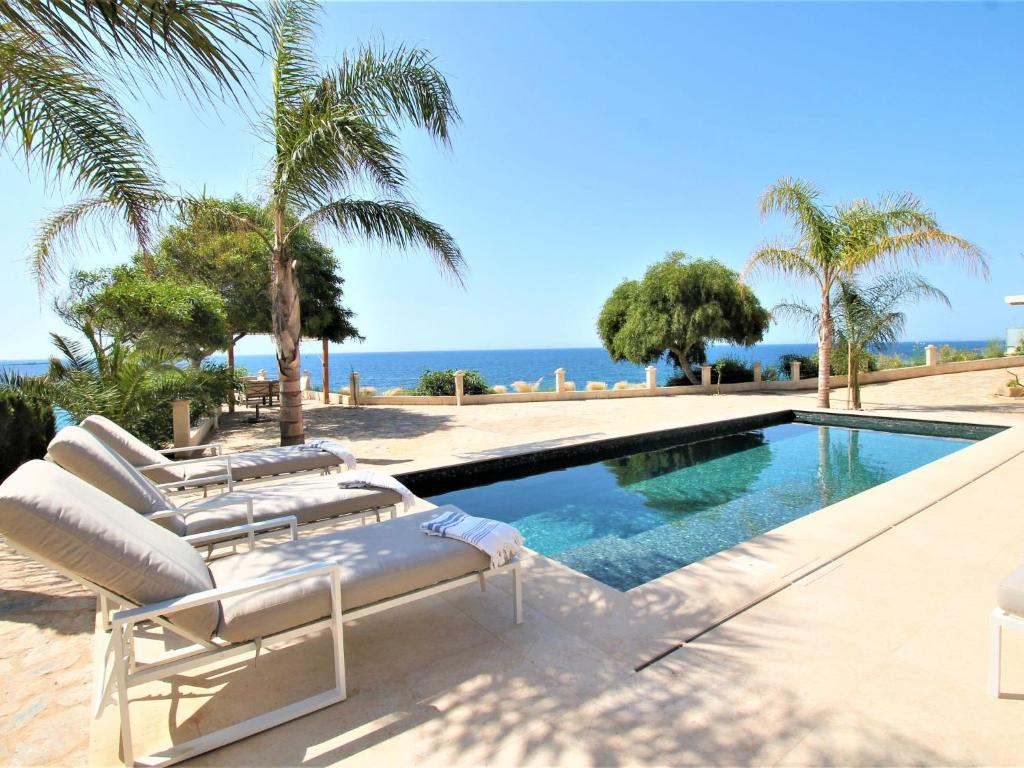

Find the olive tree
[[598, 252, 770, 384]]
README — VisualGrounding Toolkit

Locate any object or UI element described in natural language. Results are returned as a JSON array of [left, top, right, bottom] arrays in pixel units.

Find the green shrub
[[829, 345, 879, 376], [779, 353, 818, 380], [416, 369, 489, 396], [666, 357, 761, 386], [0, 389, 56, 480], [984, 339, 1005, 359]]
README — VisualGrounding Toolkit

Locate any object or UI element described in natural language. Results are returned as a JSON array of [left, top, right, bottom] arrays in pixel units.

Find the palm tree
[[2, 0, 264, 271], [178, 0, 463, 444], [776, 271, 950, 410], [744, 178, 986, 408]]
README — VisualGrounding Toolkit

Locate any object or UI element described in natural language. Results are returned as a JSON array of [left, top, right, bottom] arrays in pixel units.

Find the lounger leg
[[512, 566, 523, 625], [478, 572, 487, 592], [100, 594, 112, 631], [329, 570, 347, 700], [990, 609, 1003, 697], [112, 623, 135, 766], [390, 505, 397, 520]]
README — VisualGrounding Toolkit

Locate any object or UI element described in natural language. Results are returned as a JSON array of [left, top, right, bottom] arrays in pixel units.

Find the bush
[[612, 380, 631, 390], [0, 389, 56, 480], [563, 381, 576, 391], [779, 353, 818, 380], [511, 380, 531, 393], [829, 345, 879, 376], [585, 381, 607, 391], [985, 339, 1006, 359], [490, 385, 508, 394], [382, 387, 415, 397], [665, 357, 760, 386], [415, 369, 489, 396]]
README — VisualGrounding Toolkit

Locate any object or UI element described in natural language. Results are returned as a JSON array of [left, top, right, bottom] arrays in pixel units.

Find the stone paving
[[1, 367, 1022, 766]]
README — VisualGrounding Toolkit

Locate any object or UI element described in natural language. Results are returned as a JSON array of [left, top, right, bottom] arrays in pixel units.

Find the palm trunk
[[227, 338, 235, 413], [845, 339, 852, 410], [817, 295, 832, 409], [850, 351, 862, 410], [271, 215, 304, 446]]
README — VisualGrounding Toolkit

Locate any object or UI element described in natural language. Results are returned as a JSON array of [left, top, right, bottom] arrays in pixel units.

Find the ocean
[[2, 340, 993, 393]]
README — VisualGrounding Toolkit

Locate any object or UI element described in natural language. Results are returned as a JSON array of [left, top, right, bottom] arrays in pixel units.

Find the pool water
[[428, 422, 974, 590]]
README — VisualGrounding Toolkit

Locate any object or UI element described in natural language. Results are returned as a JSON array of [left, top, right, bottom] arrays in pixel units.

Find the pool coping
[[393, 408, 1024, 669]]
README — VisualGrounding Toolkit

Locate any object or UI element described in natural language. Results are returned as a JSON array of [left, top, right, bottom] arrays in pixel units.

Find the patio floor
[[2, 368, 1023, 766]]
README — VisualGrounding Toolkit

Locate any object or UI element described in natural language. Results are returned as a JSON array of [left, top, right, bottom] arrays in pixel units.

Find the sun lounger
[[47, 426, 402, 546], [989, 565, 1024, 696], [79, 414, 354, 489], [0, 460, 522, 766]]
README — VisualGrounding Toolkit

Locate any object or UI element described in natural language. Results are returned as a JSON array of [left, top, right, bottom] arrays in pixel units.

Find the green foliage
[[598, 253, 770, 384], [42, 331, 236, 446], [416, 369, 489, 396], [666, 357, 762, 386], [779, 353, 818, 379], [61, 266, 229, 365], [984, 339, 1006, 359], [0, 387, 56, 480]]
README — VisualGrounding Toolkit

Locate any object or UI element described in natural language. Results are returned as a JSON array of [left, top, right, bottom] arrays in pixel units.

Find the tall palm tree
[[2, 0, 265, 271], [744, 178, 986, 408], [189, 0, 463, 444], [776, 271, 950, 410]]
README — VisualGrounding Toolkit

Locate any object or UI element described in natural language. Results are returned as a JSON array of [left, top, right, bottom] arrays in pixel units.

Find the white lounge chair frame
[[9, 536, 523, 767], [989, 606, 1024, 696]]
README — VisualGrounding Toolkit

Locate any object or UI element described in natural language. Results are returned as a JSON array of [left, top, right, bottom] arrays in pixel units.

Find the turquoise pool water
[[428, 422, 974, 590]]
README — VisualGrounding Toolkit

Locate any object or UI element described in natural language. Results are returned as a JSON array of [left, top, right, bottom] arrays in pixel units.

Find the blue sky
[[1, 1, 1023, 360]]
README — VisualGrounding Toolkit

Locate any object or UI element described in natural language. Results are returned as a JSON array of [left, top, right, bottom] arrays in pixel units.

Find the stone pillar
[[256, 368, 268, 381], [753, 362, 762, 385], [790, 360, 802, 385], [554, 368, 566, 394], [701, 364, 713, 388], [171, 399, 190, 449], [300, 370, 310, 401], [925, 344, 938, 368], [454, 370, 466, 406], [645, 366, 658, 390], [349, 371, 360, 406]]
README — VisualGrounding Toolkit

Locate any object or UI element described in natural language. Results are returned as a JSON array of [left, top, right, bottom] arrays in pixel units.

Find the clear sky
[[1, 1, 1022, 360]]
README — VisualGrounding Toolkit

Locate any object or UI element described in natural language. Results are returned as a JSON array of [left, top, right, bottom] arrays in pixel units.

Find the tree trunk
[[669, 345, 698, 384], [845, 339, 852, 410], [271, 221, 304, 446], [850, 350, 862, 410], [227, 338, 235, 413], [817, 294, 832, 408], [322, 337, 331, 405]]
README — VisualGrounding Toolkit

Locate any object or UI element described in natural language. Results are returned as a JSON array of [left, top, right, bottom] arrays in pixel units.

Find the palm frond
[[31, 197, 133, 287], [850, 229, 988, 279], [269, 0, 320, 113], [771, 299, 819, 335], [331, 44, 460, 144], [0, 0, 265, 101], [302, 198, 465, 284], [743, 244, 823, 288]]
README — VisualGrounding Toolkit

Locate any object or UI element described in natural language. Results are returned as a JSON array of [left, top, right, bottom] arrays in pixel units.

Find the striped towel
[[421, 506, 524, 567], [337, 469, 414, 511], [302, 439, 357, 470]]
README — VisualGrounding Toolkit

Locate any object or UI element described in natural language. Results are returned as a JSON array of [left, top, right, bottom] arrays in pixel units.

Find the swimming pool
[[426, 415, 997, 590]]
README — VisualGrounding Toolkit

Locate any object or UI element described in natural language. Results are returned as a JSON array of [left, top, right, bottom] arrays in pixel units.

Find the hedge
[[0, 390, 56, 480]]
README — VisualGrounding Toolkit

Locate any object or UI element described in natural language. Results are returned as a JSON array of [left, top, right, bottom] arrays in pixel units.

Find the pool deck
[[4, 368, 1024, 766]]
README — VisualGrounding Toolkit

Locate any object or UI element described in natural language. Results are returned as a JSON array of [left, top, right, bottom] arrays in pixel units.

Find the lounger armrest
[[182, 515, 298, 547], [111, 560, 342, 627], [146, 509, 182, 521], [152, 456, 235, 492], [148, 454, 231, 470], [157, 443, 224, 457]]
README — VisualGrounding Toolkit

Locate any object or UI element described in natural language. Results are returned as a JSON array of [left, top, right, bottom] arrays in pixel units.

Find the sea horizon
[[2, 338, 997, 393]]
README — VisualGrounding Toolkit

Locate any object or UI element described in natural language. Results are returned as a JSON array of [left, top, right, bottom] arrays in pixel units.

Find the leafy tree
[[148, 198, 362, 396], [777, 272, 949, 410], [60, 267, 229, 367], [598, 252, 770, 384], [2, 1, 265, 268], [745, 178, 986, 408], [174, 1, 464, 445]]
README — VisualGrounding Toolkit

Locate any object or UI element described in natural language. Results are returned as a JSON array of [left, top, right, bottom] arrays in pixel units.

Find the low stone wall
[[324, 353, 1024, 406]]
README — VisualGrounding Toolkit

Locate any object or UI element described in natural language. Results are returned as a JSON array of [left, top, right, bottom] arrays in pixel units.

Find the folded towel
[[337, 469, 415, 511], [421, 506, 524, 568], [302, 439, 357, 470]]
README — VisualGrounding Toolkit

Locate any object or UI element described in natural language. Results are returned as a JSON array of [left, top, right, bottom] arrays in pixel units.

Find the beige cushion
[[998, 566, 1024, 616], [179, 476, 401, 535], [80, 415, 170, 468], [146, 446, 344, 486], [46, 427, 185, 536], [209, 508, 491, 643], [0, 461, 218, 640]]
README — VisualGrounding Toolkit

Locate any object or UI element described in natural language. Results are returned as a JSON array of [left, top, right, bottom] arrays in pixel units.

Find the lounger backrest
[[0, 461, 219, 641], [46, 426, 187, 536], [80, 414, 170, 468]]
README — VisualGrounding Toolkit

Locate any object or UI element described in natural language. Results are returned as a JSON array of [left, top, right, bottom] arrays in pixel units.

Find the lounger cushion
[[80, 414, 170, 469], [46, 427, 186, 535], [179, 476, 402, 535], [146, 446, 343, 485], [209, 509, 491, 643], [998, 566, 1024, 616], [0, 461, 219, 640]]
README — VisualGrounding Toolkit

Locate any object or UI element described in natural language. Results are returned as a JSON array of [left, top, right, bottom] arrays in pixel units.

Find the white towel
[[337, 469, 415, 512], [421, 506, 524, 568], [302, 439, 357, 470]]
